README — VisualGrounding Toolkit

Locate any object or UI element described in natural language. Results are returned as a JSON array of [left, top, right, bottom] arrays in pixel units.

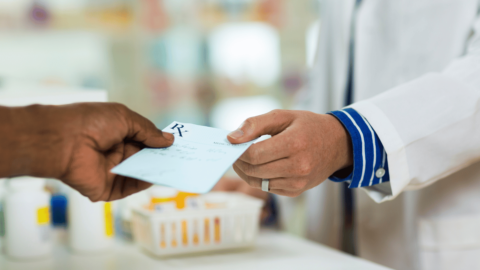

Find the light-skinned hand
[[227, 110, 353, 197]]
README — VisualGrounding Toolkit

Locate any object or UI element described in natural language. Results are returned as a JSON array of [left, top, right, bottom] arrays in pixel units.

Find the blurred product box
[[0, 86, 107, 106], [132, 192, 264, 257]]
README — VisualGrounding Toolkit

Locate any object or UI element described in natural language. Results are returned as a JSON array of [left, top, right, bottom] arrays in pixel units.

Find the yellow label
[[193, 220, 199, 245], [175, 192, 199, 210], [171, 223, 177, 248], [193, 234, 199, 245], [214, 217, 221, 243], [182, 220, 188, 246], [160, 224, 166, 249], [37, 206, 50, 225], [204, 218, 210, 244], [150, 197, 175, 211], [104, 202, 114, 237], [151, 197, 174, 204]]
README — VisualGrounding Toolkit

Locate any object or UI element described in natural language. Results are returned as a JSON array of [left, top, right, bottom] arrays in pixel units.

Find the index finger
[[119, 104, 174, 148], [239, 130, 294, 165], [227, 110, 294, 144]]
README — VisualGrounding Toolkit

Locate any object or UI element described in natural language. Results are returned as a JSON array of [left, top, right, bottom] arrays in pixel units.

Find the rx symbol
[[171, 123, 188, 137]]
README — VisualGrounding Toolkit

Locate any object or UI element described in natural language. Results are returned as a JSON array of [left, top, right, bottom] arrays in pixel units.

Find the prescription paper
[[111, 121, 257, 194]]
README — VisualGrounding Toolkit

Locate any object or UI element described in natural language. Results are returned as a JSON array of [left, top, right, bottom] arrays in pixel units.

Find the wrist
[[0, 105, 71, 179]]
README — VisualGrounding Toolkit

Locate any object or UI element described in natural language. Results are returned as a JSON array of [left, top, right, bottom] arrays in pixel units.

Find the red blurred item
[[142, 0, 169, 32]]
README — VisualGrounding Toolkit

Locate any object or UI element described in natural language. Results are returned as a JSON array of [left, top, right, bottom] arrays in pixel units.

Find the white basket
[[131, 192, 264, 257]]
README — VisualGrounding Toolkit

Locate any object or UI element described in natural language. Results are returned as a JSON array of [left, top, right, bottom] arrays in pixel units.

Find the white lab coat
[[286, 0, 480, 269]]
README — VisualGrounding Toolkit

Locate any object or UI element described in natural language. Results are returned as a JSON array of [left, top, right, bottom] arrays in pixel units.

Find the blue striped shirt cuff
[[328, 108, 390, 188]]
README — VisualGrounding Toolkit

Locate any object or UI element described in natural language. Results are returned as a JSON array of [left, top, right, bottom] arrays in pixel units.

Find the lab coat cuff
[[349, 100, 407, 202]]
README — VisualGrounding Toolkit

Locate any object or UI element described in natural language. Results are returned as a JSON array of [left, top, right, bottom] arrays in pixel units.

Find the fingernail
[[228, 129, 244, 139], [164, 132, 174, 140]]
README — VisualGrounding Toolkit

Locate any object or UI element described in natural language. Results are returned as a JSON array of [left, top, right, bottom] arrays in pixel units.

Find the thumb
[[227, 110, 294, 144], [122, 106, 174, 148]]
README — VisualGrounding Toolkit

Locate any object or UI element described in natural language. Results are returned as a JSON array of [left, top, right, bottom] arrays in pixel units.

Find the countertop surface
[[0, 230, 392, 270]]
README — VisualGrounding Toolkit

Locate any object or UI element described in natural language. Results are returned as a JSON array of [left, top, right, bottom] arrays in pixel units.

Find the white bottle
[[5, 177, 52, 260], [68, 188, 114, 253]]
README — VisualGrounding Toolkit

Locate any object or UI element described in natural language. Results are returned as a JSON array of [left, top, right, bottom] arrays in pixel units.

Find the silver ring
[[261, 179, 270, 192]]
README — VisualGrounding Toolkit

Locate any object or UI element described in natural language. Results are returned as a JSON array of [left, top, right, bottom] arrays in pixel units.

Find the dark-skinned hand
[[0, 103, 174, 202]]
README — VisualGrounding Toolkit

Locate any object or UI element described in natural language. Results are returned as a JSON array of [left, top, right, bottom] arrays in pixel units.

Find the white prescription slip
[[111, 121, 258, 194]]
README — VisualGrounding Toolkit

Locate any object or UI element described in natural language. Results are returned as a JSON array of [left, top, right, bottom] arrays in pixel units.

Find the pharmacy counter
[[0, 230, 392, 270]]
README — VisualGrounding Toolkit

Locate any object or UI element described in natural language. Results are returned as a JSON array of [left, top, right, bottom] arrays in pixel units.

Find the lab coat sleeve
[[350, 14, 480, 203]]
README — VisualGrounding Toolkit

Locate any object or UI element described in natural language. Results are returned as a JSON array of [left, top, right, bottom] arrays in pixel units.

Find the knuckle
[[244, 178, 257, 188], [290, 179, 307, 190], [112, 102, 128, 111], [237, 174, 249, 182], [244, 163, 257, 176], [270, 109, 293, 121], [296, 159, 313, 176], [243, 117, 256, 130], [270, 109, 283, 115], [110, 102, 130, 117], [89, 196, 102, 203], [84, 188, 104, 203], [233, 160, 241, 168], [269, 109, 288, 121], [285, 190, 302, 198], [245, 148, 261, 165]]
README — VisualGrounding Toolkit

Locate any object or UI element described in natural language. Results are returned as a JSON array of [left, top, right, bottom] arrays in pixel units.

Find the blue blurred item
[[149, 26, 204, 79], [51, 194, 67, 227]]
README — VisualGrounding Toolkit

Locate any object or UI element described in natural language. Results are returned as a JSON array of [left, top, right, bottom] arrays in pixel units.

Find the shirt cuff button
[[375, 168, 386, 178]]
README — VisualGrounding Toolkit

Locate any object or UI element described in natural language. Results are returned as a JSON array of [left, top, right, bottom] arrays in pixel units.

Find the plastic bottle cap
[[8, 176, 46, 191], [148, 186, 178, 199]]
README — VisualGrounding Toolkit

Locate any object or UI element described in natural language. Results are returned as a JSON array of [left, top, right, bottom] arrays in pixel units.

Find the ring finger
[[233, 164, 306, 191], [234, 158, 298, 179]]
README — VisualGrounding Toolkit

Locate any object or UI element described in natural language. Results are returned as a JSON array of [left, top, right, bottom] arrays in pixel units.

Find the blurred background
[[0, 0, 326, 262], [0, 0, 321, 129]]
